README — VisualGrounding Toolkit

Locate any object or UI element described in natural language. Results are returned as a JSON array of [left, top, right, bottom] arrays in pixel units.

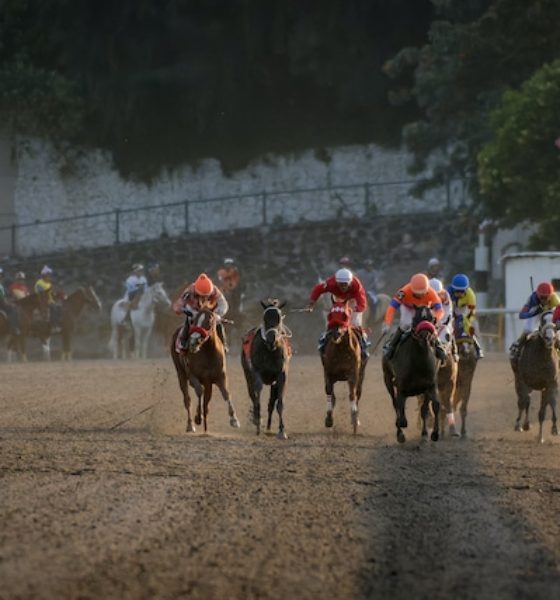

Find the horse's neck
[[65, 292, 85, 316]]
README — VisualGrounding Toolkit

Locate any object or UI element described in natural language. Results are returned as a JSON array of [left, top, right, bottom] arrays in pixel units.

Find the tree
[[477, 60, 560, 248], [384, 0, 560, 197]]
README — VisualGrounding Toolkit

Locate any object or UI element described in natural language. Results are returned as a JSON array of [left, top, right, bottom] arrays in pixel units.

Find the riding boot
[[356, 329, 370, 359], [509, 331, 528, 360], [472, 335, 484, 359], [383, 328, 403, 359], [217, 321, 229, 352], [178, 315, 191, 350], [434, 338, 447, 362], [317, 331, 327, 354], [451, 338, 459, 362]]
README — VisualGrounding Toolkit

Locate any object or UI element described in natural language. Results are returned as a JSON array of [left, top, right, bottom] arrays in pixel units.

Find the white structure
[[502, 252, 560, 349]]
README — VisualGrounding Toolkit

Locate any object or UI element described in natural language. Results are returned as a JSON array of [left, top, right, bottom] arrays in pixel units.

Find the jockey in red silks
[[174, 273, 229, 350], [307, 267, 370, 356], [382, 272, 446, 361]]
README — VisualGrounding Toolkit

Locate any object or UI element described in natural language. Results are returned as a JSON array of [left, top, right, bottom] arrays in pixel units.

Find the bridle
[[260, 305, 291, 350]]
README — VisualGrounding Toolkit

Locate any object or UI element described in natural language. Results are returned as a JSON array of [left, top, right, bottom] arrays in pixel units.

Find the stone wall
[[7, 140, 469, 256], [2, 209, 477, 359]]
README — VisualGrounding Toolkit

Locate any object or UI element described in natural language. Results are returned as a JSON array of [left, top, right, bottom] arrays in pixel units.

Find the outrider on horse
[[383, 306, 441, 443], [241, 299, 292, 439], [511, 309, 559, 444], [171, 304, 240, 433], [320, 300, 367, 434]]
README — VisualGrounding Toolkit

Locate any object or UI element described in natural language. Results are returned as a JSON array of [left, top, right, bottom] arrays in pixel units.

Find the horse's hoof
[[448, 424, 460, 437], [186, 422, 195, 433], [431, 431, 439, 442], [230, 417, 241, 428], [277, 430, 288, 440], [514, 423, 522, 432], [194, 415, 202, 426], [397, 430, 405, 444], [325, 413, 333, 428], [523, 422, 530, 432]]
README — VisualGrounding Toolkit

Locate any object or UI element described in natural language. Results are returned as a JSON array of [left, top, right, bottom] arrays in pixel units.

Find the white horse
[[109, 282, 171, 359]]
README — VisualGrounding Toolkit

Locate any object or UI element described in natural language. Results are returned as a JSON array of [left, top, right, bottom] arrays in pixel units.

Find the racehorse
[[452, 333, 479, 438], [109, 282, 171, 359], [171, 305, 240, 433], [383, 306, 440, 444], [511, 310, 559, 443], [59, 287, 103, 360], [241, 299, 292, 439], [363, 292, 391, 333], [0, 292, 49, 361], [321, 301, 366, 434]]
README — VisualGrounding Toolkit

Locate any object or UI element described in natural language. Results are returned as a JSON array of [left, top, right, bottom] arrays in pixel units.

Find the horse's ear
[[260, 300, 267, 309], [279, 301, 286, 309]]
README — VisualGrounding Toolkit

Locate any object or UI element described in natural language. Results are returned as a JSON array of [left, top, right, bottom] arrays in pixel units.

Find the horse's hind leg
[[550, 387, 558, 437], [216, 374, 240, 428], [428, 387, 440, 442], [325, 378, 335, 428]]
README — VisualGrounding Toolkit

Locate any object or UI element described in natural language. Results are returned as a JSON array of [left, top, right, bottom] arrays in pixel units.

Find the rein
[[189, 324, 210, 339]]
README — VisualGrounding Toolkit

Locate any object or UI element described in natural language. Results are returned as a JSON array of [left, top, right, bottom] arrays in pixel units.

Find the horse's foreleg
[[275, 376, 288, 440], [395, 393, 407, 443], [202, 383, 212, 433], [325, 378, 335, 428], [216, 375, 240, 429], [428, 387, 440, 442], [550, 387, 558, 437], [250, 370, 264, 434], [181, 369, 195, 432], [347, 376, 360, 434], [514, 378, 531, 432]]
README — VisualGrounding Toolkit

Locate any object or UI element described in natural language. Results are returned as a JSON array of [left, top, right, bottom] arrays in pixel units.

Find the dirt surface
[[2, 353, 560, 600]]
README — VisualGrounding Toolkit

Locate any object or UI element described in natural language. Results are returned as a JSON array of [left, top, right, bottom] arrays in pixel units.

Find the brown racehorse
[[511, 310, 559, 444], [452, 335, 479, 437], [321, 301, 366, 434], [59, 287, 102, 360], [171, 305, 240, 433], [0, 292, 49, 361]]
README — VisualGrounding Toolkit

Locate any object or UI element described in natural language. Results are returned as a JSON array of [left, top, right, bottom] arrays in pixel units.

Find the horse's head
[[188, 308, 216, 353], [84, 286, 102, 310], [326, 301, 351, 344], [538, 310, 556, 349], [412, 305, 435, 329], [259, 298, 286, 350], [412, 319, 437, 346], [150, 282, 172, 311]]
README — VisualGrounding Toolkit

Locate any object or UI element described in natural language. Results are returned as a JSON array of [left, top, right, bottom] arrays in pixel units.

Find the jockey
[[174, 273, 229, 351], [146, 263, 161, 286], [382, 273, 446, 360], [124, 263, 147, 304], [34, 265, 63, 332], [355, 258, 382, 309], [426, 257, 445, 283], [9, 272, 30, 300], [217, 257, 242, 314], [510, 281, 560, 359], [429, 277, 458, 361], [447, 273, 484, 359], [307, 267, 370, 357]]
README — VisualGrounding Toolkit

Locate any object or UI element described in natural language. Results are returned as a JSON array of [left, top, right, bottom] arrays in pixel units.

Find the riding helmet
[[451, 273, 469, 291]]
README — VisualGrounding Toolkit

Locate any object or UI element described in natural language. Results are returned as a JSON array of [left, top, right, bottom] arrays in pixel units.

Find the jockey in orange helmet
[[174, 273, 229, 350], [382, 273, 446, 360]]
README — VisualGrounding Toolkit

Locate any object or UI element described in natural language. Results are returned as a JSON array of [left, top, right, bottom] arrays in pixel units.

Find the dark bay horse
[[511, 310, 559, 443], [383, 306, 440, 443], [241, 299, 292, 439], [171, 306, 240, 433], [0, 292, 49, 361], [59, 287, 102, 360], [321, 301, 366, 434]]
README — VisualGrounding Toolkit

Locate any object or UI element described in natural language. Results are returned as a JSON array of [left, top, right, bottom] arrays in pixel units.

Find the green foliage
[[478, 60, 560, 247], [0, 0, 433, 179], [385, 0, 560, 197]]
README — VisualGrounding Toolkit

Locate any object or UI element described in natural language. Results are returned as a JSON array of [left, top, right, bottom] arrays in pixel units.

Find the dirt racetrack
[[2, 353, 560, 600]]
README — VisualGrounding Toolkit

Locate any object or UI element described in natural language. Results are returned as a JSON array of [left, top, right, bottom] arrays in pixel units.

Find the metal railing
[[0, 178, 470, 257]]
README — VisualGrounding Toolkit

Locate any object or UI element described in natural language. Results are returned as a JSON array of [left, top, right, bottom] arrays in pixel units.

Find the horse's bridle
[[188, 310, 215, 352], [260, 306, 291, 350]]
